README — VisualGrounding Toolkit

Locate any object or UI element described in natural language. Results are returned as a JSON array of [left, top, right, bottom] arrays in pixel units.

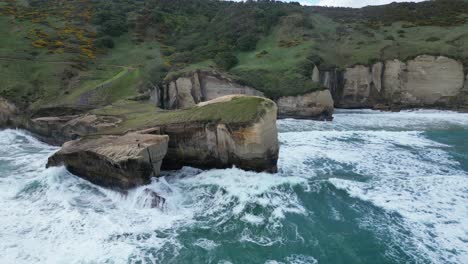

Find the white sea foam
[[194, 238, 219, 251], [307, 110, 468, 264], [0, 130, 307, 263], [330, 176, 468, 264], [1, 109, 467, 263]]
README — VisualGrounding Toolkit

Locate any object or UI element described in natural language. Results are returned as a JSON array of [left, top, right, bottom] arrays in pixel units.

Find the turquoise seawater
[[0, 109, 467, 264]]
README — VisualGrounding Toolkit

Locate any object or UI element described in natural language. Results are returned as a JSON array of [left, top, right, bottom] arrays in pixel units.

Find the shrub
[[100, 19, 127, 37], [214, 52, 239, 70], [95, 36, 115, 49], [236, 34, 259, 51]]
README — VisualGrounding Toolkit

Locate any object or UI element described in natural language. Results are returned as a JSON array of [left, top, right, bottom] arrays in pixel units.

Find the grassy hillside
[[1, 0, 468, 108]]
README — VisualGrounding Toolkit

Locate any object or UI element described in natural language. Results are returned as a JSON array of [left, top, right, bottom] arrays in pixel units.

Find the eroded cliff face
[[329, 55, 467, 109], [142, 95, 279, 173], [0, 98, 19, 126], [156, 71, 264, 109], [9, 96, 279, 177], [277, 90, 334, 120], [158, 70, 334, 119]]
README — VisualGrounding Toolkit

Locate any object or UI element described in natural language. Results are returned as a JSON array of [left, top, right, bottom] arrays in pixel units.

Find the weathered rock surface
[[47, 133, 169, 190], [277, 90, 334, 120], [340, 65, 375, 108], [140, 95, 279, 172], [158, 70, 264, 109], [31, 96, 279, 180], [327, 55, 467, 109], [0, 97, 19, 126], [158, 70, 333, 120], [26, 114, 122, 145]]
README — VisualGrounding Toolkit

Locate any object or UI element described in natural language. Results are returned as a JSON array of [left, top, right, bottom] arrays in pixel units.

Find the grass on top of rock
[[91, 96, 275, 134]]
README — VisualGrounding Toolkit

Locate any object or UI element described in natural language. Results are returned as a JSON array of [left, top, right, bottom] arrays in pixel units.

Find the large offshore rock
[[39, 96, 279, 174], [47, 133, 169, 189], [277, 90, 334, 120], [141, 95, 279, 172]]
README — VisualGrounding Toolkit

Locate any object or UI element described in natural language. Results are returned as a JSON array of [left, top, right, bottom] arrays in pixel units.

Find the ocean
[[0, 109, 467, 264]]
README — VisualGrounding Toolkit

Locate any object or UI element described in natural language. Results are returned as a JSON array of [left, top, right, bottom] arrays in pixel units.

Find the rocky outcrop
[[0, 98, 19, 126], [158, 70, 334, 120], [26, 114, 122, 145], [140, 95, 279, 173], [464, 72, 468, 91], [312, 65, 320, 83], [157, 71, 264, 109], [328, 55, 467, 109], [385, 56, 464, 107], [29, 96, 279, 177], [47, 133, 169, 190], [277, 90, 334, 120]]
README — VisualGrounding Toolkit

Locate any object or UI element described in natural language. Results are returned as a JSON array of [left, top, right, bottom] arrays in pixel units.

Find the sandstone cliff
[[151, 96, 279, 172], [47, 133, 169, 190], [120, 95, 279, 173], [0, 98, 19, 127], [20, 96, 279, 174], [158, 70, 333, 120], [155, 71, 264, 109], [319, 55, 467, 110], [276, 90, 334, 120]]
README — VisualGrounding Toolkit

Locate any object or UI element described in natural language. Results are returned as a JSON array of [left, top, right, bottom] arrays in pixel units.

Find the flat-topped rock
[[93, 95, 280, 173], [277, 90, 334, 120], [47, 133, 169, 190]]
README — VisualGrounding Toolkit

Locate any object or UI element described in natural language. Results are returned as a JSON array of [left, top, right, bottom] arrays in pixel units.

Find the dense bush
[[214, 52, 239, 70], [95, 36, 115, 49]]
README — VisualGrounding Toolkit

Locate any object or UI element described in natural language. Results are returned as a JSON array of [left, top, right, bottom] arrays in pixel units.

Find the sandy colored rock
[[47, 133, 169, 189], [201, 73, 264, 101], [28, 114, 121, 145], [371, 62, 383, 92], [0, 97, 18, 126], [146, 95, 279, 173], [161, 71, 264, 110], [277, 90, 334, 120], [341, 65, 373, 108], [312, 65, 320, 83], [333, 55, 466, 109], [405, 55, 464, 104]]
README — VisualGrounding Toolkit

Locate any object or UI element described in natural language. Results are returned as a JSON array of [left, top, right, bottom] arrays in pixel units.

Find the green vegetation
[[92, 96, 275, 134], [1, 0, 468, 108]]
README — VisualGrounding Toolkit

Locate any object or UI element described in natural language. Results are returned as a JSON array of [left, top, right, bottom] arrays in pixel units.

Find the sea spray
[[0, 110, 467, 263]]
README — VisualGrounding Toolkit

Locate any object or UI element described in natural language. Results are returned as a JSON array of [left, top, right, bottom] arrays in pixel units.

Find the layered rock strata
[[322, 55, 467, 109], [47, 133, 169, 190], [157, 70, 333, 119]]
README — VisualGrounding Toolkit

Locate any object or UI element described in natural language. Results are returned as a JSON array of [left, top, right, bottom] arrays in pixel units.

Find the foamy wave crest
[[0, 130, 308, 263], [279, 129, 458, 179], [330, 176, 468, 264]]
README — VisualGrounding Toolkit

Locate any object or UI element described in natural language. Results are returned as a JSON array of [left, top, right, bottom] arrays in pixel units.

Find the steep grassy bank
[[1, 0, 467, 109]]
